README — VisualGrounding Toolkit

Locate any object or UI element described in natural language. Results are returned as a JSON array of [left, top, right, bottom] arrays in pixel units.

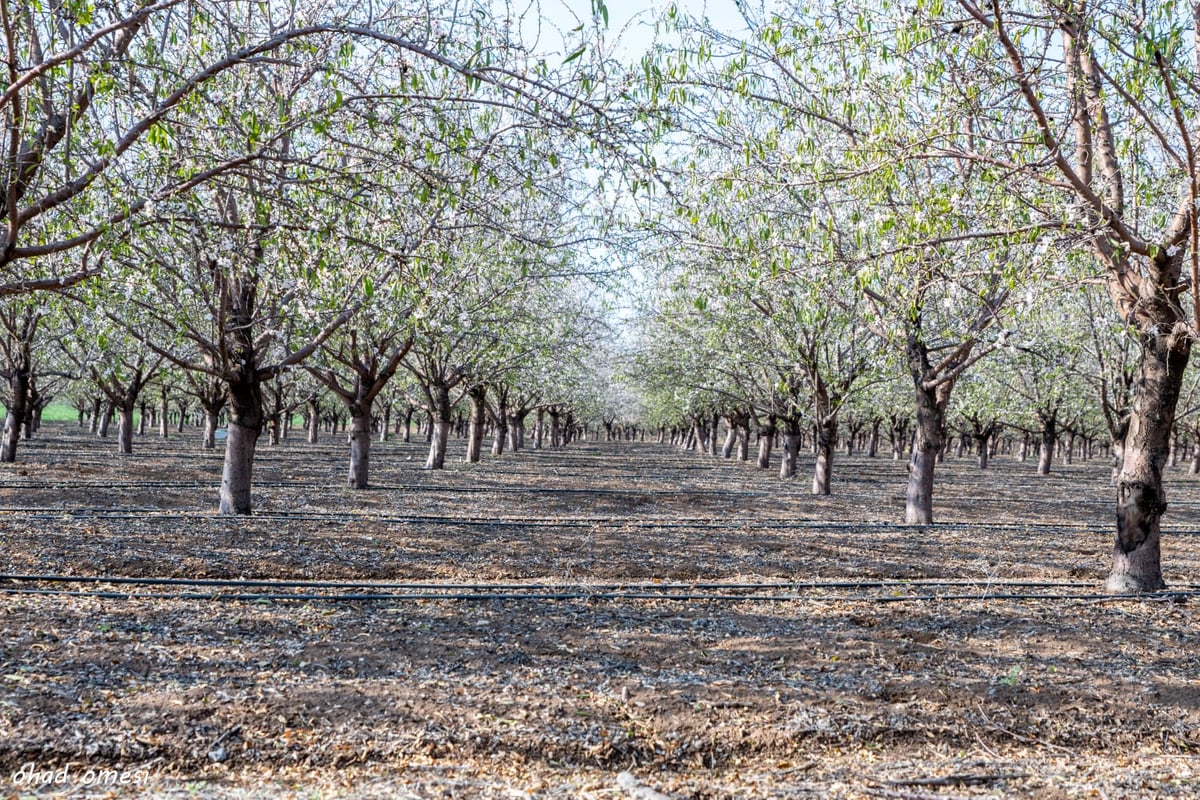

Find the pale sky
[[532, 0, 750, 62]]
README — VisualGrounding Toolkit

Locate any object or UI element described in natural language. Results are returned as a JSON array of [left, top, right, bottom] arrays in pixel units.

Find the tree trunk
[[0, 369, 29, 463], [492, 400, 508, 456], [218, 379, 263, 516], [203, 410, 219, 450], [159, 392, 170, 439], [97, 402, 113, 438], [1106, 334, 1189, 593], [812, 418, 836, 495], [756, 419, 775, 469], [721, 421, 737, 459], [425, 386, 453, 469], [379, 402, 391, 443], [977, 433, 990, 469], [905, 390, 941, 525], [307, 398, 320, 444], [509, 412, 526, 452], [466, 386, 486, 463], [1037, 414, 1056, 476], [117, 404, 135, 455], [779, 424, 800, 479], [534, 409, 544, 449], [348, 401, 373, 489]]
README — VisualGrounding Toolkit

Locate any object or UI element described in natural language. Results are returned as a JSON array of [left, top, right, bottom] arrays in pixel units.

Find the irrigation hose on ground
[[0, 573, 1193, 605]]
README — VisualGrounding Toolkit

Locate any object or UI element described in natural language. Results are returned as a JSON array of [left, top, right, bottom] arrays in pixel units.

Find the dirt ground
[[1, 425, 1199, 798]]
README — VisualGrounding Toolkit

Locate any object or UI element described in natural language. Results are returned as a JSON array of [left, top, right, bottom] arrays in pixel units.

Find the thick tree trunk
[[89, 397, 102, 434], [812, 418, 836, 495], [1106, 334, 1189, 593], [466, 387, 486, 463], [756, 419, 775, 469], [492, 401, 508, 456], [0, 370, 29, 463], [425, 386, 453, 469], [219, 380, 262, 516], [534, 409, 544, 449], [779, 425, 800, 479], [721, 421, 737, 459], [97, 402, 113, 438], [905, 391, 942, 525], [306, 398, 320, 444], [736, 421, 749, 461], [117, 404, 135, 455], [403, 406, 414, 443], [977, 434, 990, 469], [159, 392, 170, 439], [509, 412, 526, 452], [867, 420, 880, 458], [203, 410, 219, 450], [348, 401, 373, 489], [1036, 412, 1056, 474], [379, 402, 391, 443]]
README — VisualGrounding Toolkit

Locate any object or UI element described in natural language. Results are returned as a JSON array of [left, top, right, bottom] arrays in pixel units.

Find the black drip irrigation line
[[0, 480, 768, 497], [0, 574, 1127, 590], [2, 574, 1197, 604], [2, 587, 1195, 604], [0, 507, 1169, 534]]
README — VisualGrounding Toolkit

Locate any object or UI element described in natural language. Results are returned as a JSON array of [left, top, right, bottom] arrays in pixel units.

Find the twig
[[617, 771, 677, 800], [865, 788, 973, 800], [976, 703, 1075, 754], [887, 773, 1029, 787]]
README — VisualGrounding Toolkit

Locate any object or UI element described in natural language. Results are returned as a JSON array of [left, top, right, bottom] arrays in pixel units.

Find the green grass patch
[[39, 404, 81, 424]]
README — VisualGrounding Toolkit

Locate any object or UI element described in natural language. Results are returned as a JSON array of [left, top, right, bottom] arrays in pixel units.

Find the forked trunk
[[1106, 333, 1189, 593]]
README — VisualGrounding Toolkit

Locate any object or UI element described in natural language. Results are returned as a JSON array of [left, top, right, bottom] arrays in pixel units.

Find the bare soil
[[1, 426, 1199, 798]]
